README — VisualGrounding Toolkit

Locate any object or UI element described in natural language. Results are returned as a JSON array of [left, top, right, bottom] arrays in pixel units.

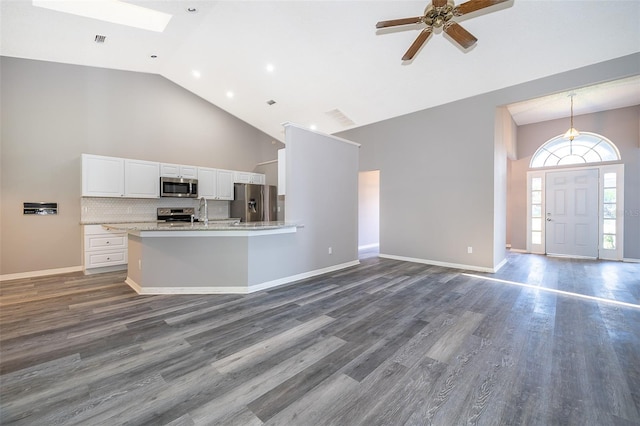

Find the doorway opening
[[358, 170, 380, 259]]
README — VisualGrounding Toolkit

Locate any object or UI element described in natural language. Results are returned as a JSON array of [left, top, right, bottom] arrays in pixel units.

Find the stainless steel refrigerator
[[230, 184, 278, 222]]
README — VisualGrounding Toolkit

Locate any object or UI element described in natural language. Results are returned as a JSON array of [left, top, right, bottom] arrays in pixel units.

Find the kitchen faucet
[[199, 197, 208, 225]]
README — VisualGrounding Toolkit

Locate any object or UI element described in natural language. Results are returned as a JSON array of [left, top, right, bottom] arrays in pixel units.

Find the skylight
[[32, 0, 172, 32]]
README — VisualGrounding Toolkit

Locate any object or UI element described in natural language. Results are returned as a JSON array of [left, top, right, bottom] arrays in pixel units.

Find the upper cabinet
[[83, 154, 262, 200], [160, 163, 198, 179], [82, 154, 159, 198], [198, 168, 234, 200], [217, 169, 235, 200], [125, 159, 160, 198], [234, 171, 265, 185], [82, 154, 125, 197]]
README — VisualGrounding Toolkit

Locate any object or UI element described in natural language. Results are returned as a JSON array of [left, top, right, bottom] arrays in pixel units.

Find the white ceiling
[[2, 1, 639, 141]]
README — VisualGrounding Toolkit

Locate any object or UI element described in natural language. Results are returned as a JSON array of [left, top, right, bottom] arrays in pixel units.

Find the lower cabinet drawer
[[85, 250, 127, 268], [84, 235, 127, 251]]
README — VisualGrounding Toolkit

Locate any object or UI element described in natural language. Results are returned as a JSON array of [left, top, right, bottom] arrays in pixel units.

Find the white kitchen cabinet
[[233, 171, 251, 184], [82, 154, 125, 197], [198, 167, 235, 200], [83, 225, 128, 273], [234, 171, 265, 185], [217, 169, 235, 200], [197, 167, 218, 199], [250, 173, 265, 184], [161, 163, 198, 179], [125, 159, 159, 198], [82, 154, 159, 198]]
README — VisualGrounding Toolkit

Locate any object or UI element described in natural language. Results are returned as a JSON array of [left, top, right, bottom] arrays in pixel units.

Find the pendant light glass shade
[[564, 94, 580, 141], [564, 127, 580, 141]]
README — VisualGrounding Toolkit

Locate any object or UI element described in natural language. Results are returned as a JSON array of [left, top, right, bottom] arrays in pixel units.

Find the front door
[[545, 168, 599, 258]]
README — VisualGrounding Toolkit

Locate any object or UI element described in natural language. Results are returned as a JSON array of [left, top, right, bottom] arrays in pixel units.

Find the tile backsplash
[[81, 197, 230, 224]]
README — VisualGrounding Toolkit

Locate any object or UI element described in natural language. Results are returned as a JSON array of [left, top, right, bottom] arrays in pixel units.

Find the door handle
[[546, 218, 552, 221]]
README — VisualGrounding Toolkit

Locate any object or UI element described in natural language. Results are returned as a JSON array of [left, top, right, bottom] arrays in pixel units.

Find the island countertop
[[102, 221, 300, 237]]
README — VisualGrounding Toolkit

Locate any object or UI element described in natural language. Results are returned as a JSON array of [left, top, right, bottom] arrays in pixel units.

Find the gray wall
[[509, 105, 640, 259], [285, 124, 359, 272], [338, 53, 640, 270], [0, 57, 283, 275]]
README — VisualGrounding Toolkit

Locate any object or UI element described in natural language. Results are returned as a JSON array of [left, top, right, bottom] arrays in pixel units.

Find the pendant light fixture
[[563, 93, 580, 141]]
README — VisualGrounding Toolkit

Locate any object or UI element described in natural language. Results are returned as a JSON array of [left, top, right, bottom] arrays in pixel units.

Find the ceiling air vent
[[325, 108, 355, 127], [94, 35, 106, 43]]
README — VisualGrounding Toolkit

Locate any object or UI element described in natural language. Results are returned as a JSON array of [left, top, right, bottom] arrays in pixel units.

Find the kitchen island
[[103, 222, 303, 294]]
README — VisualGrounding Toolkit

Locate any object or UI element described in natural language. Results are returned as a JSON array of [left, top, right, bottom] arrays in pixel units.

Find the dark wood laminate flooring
[[1, 254, 639, 425]]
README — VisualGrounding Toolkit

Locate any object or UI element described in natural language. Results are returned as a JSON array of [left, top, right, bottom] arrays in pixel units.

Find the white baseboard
[[379, 254, 504, 273], [1, 266, 83, 282], [623, 257, 640, 263], [125, 260, 361, 295]]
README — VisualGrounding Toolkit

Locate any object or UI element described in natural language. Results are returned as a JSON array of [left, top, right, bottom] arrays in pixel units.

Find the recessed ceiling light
[[266, 63, 275, 73], [192, 70, 201, 78], [266, 99, 276, 106], [226, 91, 234, 99], [186, 7, 197, 13], [32, 0, 172, 32], [150, 55, 158, 59]]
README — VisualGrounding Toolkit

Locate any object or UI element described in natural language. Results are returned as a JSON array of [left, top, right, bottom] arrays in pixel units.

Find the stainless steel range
[[157, 207, 196, 222]]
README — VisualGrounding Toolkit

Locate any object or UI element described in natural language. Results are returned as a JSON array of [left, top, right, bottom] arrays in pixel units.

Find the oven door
[[160, 177, 198, 198]]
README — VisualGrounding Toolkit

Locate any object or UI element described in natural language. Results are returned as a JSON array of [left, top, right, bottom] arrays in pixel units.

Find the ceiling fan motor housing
[[424, 0, 455, 28]]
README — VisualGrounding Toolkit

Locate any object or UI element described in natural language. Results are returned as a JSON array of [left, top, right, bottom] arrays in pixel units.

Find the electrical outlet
[[328, 247, 332, 255], [467, 246, 473, 254]]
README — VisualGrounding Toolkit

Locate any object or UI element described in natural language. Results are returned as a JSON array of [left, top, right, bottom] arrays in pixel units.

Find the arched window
[[530, 132, 620, 168]]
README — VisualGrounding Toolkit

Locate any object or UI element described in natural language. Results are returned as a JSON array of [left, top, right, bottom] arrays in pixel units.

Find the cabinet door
[[197, 167, 217, 199], [217, 170, 235, 200], [82, 154, 124, 197], [250, 173, 265, 184], [234, 171, 251, 184], [161, 163, 198, 178], [125, 159, 159, 198], [180, 165, 198, 179], [160, 163, 181, 177]]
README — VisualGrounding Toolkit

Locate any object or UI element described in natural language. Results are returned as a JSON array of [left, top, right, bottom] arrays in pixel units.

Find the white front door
[[545, 168, 599, 258]]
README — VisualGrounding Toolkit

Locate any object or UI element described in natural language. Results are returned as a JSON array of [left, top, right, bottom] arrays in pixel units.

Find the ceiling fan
[[376, 0, 509, 60]]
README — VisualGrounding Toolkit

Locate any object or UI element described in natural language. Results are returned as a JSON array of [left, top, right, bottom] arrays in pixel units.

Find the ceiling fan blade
[[444, 22, 477, 49], [402, 27, 433, 60], [376, 16, 423, 29], [433, 0, 448, 7], [455, 0, 509, 16]]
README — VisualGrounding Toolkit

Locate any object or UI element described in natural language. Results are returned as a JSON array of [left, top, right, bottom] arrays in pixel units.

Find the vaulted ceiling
[[2, 1, 639, 141]]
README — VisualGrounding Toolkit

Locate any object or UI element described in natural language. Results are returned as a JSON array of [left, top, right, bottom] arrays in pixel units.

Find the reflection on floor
[[484, 252, 640, 307], [357, 248, 639, 307]]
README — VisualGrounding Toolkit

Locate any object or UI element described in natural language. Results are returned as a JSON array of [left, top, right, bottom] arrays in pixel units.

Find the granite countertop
[[102, 221, 299, 232], [82, 218, 241, 225]]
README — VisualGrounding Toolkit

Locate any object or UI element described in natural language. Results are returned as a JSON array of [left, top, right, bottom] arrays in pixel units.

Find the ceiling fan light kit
[[376, 0, 509, 61]]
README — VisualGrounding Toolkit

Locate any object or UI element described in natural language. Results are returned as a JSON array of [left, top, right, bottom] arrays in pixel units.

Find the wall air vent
[[94, 35, 106, 43], [325, 108, 355, 127]]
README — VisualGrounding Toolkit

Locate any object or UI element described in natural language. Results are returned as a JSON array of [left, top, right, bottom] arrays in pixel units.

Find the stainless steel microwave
[[160, 177, 198, 198]]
